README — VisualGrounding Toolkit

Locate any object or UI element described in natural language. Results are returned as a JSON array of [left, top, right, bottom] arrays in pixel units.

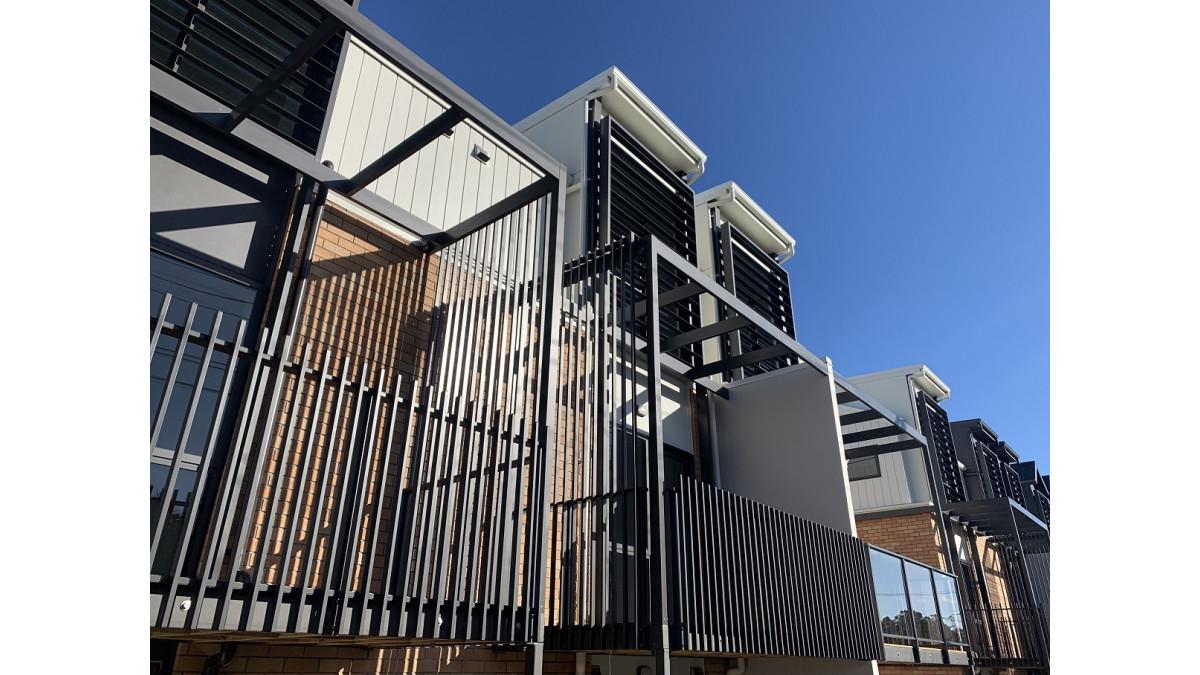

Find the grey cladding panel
[[150, 105, 295, 284]]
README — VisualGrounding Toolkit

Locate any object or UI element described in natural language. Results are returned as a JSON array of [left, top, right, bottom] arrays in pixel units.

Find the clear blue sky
[[361, 0, 1051, 473]]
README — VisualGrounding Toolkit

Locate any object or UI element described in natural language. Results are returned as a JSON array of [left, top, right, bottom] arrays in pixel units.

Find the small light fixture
[[636, 402, 649, 418], [471, 144, 490, 164]]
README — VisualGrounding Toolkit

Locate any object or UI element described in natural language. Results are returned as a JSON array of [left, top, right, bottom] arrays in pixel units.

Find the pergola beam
[[224, 17, 342, 132]]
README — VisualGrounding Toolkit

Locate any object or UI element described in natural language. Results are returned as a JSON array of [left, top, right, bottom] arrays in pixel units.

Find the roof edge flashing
[[696, 181, 796, 261], [514, 67, 706, 179], [849, 364, 951, 402]]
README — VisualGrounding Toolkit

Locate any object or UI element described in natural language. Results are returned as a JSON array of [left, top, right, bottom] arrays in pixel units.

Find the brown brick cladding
[[974, 536, 1019, 608], [853, 513, 948, 571], [237, 203, 440, 591], [173, 643, 593, 675], [293, 203, 439, 393]]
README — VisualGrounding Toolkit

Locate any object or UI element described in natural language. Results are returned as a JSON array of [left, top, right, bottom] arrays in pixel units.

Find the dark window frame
[[848, 455, 882, 481]]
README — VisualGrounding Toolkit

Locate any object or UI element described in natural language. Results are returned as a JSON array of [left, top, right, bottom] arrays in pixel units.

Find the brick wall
[[974, 537, 1018, 608], [853, 513, 947, 571], [238, 203, 440, 592], [294, 203, 439, 394], [171, 643, 584, 675]]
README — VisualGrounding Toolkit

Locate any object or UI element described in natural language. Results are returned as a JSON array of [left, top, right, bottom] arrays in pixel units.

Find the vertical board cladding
[[848, 447, 917, 510], [853, 513, 948, 572], [321, 37, 541, 230], [169, 642, 584, 675]]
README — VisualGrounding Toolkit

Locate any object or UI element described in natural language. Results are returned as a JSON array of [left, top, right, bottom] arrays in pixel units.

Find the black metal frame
[[866, 546, 970, 665], [712, 222, 797, 380], [150, 2, 569, 658], [151, 0, 563, 252], [547, 235, 924, 671]]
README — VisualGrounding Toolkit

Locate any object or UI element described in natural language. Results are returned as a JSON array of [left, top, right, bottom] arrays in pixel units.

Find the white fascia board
[[514, 67, 706, 179], [849, 364, 952, 402], [695, 181, 796, 260]]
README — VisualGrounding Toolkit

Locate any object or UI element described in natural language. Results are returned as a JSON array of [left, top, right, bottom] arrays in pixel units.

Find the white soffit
[[514, 67, 706, 179], [695, 181, 796, 260]]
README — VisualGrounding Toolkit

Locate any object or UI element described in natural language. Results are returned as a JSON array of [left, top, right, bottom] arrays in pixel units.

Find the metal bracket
[[202, 643, 237, 675]]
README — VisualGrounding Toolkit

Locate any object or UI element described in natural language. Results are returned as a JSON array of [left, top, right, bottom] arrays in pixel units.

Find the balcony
[[545, 235, 926, 662], [965, 605, 1048, 669], [867, 547, 970, 666], [669, 479, 880, 659], [150, 0, 571, 646]]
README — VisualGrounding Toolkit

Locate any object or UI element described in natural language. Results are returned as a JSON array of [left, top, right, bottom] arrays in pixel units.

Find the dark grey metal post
[[913, 391, 976, 667], [966, 528, 1002, 661], [1007, 508, 1050, 664], [644, 239, 672, 675]]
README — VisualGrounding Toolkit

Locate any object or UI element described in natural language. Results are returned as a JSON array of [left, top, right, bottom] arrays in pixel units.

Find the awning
[[946, 497, 1050, 554]]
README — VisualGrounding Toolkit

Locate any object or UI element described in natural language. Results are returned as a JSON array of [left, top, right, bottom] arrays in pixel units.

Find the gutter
[[697, 182, 795, 262]]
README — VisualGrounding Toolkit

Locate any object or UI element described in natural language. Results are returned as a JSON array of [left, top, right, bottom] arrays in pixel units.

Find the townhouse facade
[[847, 367, 1051, 675], [150, 2, 1041, 674]]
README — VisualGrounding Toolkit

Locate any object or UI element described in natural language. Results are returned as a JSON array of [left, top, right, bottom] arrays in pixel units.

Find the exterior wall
[[516, 99, 589, 259], [876, 666, 969, 675], [740, 657, 878, 675], [292, 204, 439, 392], [170, 643, 582, 675], [713, 365, 856, 535], [974, 538, 1020, 608], [241, 202, 439, 588], [849, 449, 924, 510], [322, 38, 541, 231], [844, 373, 932, 507], [854, 513, 947, 572], [151, 106, 296, 288]]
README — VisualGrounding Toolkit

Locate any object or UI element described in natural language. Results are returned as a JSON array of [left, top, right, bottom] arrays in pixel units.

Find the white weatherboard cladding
[[846, 369, 937, 507], [322, 38, 540, 230], [713, 365, 856, 534], [848, 448, 924, 509]]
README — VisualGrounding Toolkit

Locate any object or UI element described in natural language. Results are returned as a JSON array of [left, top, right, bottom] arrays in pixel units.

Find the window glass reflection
[[934, 572, 966, 645], [870, 548, 913, 641], [150, 464, 198, 575], [904, 561, 941, 643]]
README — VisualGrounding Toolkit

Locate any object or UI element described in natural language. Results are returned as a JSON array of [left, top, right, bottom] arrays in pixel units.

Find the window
[[150, 251, 259, 576], [848, 456, 882, 481]]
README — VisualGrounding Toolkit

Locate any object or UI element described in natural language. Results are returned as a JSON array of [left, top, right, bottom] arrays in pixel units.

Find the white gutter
[[696, 182, 796, 262], [518, 67, 706, 182]]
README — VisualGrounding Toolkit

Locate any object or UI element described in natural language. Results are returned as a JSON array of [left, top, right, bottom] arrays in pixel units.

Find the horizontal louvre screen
[[917, 392, 967, 504], [590, 118, 701, 367], [150, 0, 345, 152], [715, 225, 797, 377]]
